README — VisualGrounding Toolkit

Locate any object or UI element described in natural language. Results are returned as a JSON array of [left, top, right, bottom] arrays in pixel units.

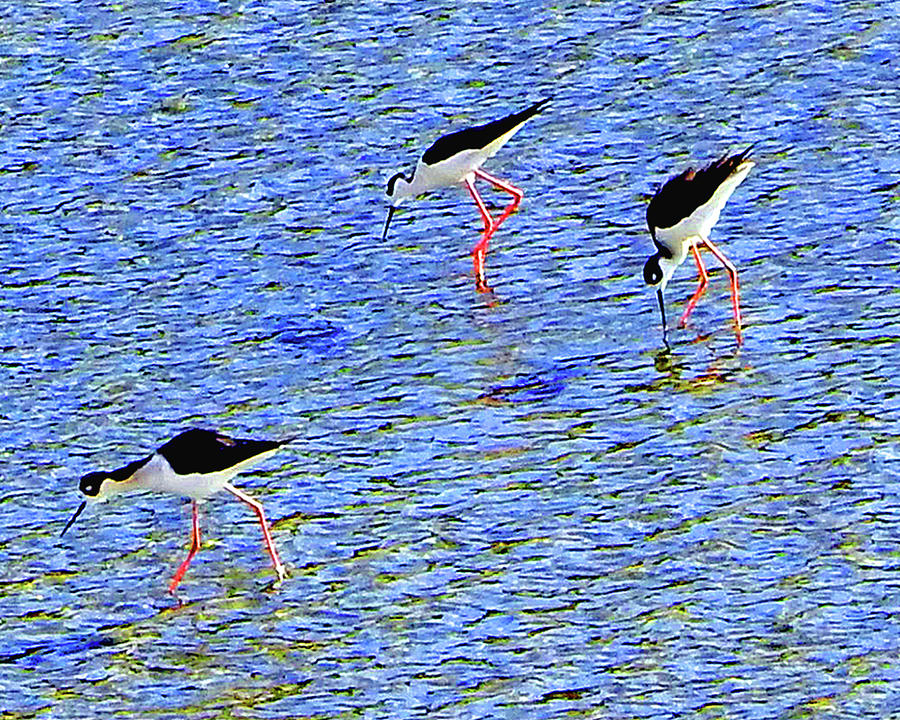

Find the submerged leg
[[223, 483, 287, 584], [168, 501, 201, 594], [472, 234, 492, 293], [699, 235, 743, 343], [679, 238, 710, 327]]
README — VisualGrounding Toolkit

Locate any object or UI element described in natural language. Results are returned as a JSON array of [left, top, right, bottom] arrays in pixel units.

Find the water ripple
[[2, 0, 900, 718]]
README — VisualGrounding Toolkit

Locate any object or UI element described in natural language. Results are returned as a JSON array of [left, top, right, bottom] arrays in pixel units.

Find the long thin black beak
[[381, 206, 396, 242], [61, 500, 87, 537], [656, 288, 669, 347]]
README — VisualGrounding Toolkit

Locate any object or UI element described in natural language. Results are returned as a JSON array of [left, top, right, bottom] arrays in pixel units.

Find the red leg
[[679, 239, 710, 327], [474, 168, 524, 203], [465, 176, 495, 292], [168, 501, 201, 594], [474, 168, 523, 233], [699, 235, 743, 343], [464, 175, 494, 234], [464, 169, 525, 293], [223, 483, 287, 583]]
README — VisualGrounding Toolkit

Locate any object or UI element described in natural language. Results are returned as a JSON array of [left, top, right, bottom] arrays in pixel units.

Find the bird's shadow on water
[[0, 631, 117, 669], [238, 318, 350, 357], [475, 365, 577, 405]]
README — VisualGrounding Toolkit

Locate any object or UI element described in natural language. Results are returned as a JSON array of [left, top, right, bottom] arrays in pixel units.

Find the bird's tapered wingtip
[[532, 97, 552, 113]]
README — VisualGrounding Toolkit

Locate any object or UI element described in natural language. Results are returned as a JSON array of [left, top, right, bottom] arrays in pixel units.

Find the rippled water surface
[[2, 1, 900, 718]]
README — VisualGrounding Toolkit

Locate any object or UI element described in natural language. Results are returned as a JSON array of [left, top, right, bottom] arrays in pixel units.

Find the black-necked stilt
[[382, 97, 550, 292], [643, 146, 755, 345], [61, 428, 291, 593]]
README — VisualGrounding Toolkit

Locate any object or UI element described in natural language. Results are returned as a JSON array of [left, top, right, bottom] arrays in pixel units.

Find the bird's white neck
[[650, 228, 696, 291], [102, 454, 168, 497], [389, 173, 423, 205], [656, 253, 681, 292]]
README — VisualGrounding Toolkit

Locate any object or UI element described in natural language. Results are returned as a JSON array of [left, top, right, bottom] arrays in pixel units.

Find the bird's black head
[[79, 471, 110, 498], [62, 471, 110, 537], [643, 254, 663, 286], [386, 171, 406, 198]]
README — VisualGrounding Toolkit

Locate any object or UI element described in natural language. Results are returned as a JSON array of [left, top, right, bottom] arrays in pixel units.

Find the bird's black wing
[[421, 98, 550, 165], [647, 146, 753, 233], [158, 428, 283, 475]]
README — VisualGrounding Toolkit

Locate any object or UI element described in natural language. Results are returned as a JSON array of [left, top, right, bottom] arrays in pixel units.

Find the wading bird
[[643, 146, 755, 344], [382, 98, 550, 292], [61, 428, 290, 594]]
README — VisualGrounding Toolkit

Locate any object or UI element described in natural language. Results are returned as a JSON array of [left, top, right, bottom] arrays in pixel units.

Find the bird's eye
[[79, 472, 107, 497], [643, 257, 662, 286]]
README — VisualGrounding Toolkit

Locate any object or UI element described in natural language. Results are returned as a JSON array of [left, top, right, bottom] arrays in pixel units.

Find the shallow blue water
[[2, 1, 900, 718]]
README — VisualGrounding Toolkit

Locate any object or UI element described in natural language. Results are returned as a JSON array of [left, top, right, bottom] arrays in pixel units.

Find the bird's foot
[[475, 278, 494, 294]]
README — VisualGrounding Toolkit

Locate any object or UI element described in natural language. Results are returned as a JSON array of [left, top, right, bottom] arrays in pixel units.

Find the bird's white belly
[[142, 466, 232, 499], [131, 454, 237, 500], [657, 199, 722, 252], [655, 161, 754, 255], [417, 149, 487, 190]]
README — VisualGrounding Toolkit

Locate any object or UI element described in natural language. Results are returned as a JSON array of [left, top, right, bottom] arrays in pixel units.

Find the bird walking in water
[[61, 428, 291, 594], [643, 147, 755, 345], [382, 97, 550, 292]]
